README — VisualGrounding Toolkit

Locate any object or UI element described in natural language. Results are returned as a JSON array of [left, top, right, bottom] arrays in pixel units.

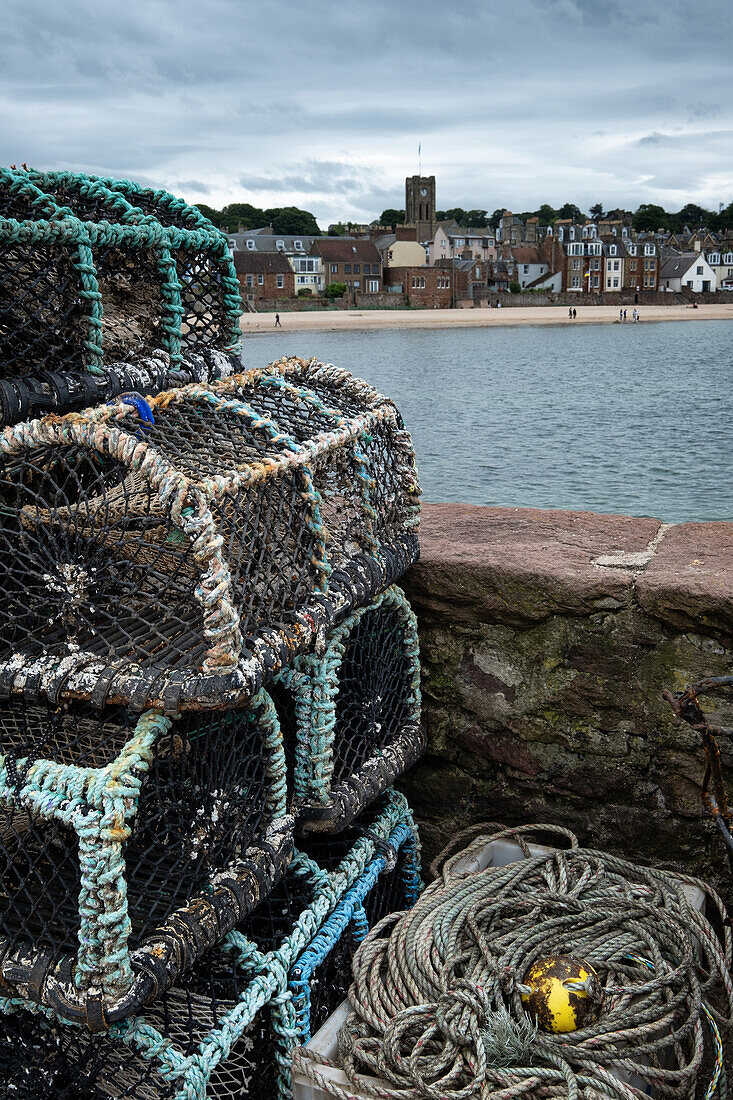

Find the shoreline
[[239, 302, 733, 335]]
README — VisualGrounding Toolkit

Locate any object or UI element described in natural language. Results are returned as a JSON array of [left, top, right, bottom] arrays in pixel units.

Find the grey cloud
[[1, 0, 732, 223]]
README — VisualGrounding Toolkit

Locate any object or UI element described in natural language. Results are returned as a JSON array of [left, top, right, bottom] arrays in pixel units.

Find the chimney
[[395, 225, 418, 242], [694, 240, 701, 253]]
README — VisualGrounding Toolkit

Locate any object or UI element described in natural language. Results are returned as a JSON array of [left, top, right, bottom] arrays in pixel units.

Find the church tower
[[405, 175, 436, 241]]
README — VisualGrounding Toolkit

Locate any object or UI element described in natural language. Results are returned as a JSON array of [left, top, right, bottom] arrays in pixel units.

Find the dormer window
[[628, 244, 636, 256], [644, 244, 654, 256], [294, 240, 304, 251], [710, 253, 720, 264], [609, 245, 617, 256], [276, 240, 285, 251], [246, 239, 256, 251], [725, 253, 733, 265]]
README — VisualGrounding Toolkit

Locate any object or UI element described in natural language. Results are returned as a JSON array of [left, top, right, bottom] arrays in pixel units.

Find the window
[[276, 240, 285, 251], [629, 261, 637, 271], [246, 275, 253, 287], [710, 254, 720, 264], [353, 264, 360, 274], [344, 264, 351, 274], [294, 240, 303, 251], [523, 265, 529, 273], [411, 276, 418, 288], [724, 253, 733, 264], [363, 264, 370, 274], [247, 293, 254, 302], [258, 273, 264, 285], [354, 280, 360, 288], [368, 279, 379, 292], [613, 260, 619, 271], [573, 259, 581, 270], [571, 276, 580, 288], [644, 244, 654, 256], [276, 274, 284, 289], [696, 266, 703, 275], [609, 245, 617, 256], [246, 240, 256, 251], [628, 245, 637, 256], [591, 276, 599, 288], [331, 264, 338, 274], [475, 267, 480, 278], [613, 277, 619, 288]]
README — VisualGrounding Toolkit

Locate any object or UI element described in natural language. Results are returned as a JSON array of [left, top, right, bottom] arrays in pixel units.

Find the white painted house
[[659, 252, 717, 292]]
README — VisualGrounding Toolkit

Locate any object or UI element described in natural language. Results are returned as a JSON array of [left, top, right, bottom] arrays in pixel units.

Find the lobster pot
[[0, 791, 421, 1100], [0, 347, 239, 431], [273, 586, 423, 833], [0, 167, 241, 384], [0, 692, 291, 1025], [0, 359, 420, 713]]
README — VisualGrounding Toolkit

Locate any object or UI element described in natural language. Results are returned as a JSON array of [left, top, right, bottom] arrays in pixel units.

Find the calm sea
[[242, 320, 733, 523]]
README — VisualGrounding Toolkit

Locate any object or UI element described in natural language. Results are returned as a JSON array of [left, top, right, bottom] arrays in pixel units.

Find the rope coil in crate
[[294, 823, 733, 1099]]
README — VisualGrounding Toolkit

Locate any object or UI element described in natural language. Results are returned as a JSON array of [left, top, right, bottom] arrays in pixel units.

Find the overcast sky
[[2, 0, 732, 227]]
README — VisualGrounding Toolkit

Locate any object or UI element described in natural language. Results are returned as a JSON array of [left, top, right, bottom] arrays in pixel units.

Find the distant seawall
[[400, 502, 733, 889]]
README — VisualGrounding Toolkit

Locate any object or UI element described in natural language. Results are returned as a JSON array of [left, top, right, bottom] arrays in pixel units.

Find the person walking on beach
[[623, 309, 627, 322], [569, 307, 573, 319], [572, 307, 577, 319], [274, 313, 282, 328], [619, 308, 623, 322], [632, 308, 637, 323]]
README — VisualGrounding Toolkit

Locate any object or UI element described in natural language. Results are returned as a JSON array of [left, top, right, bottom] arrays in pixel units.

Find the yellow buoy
[[520, 955, 603, 1034]]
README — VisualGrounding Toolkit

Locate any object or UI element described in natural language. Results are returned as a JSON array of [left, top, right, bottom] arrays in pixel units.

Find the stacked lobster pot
[[0, 344, 425, 1097], [0, 166, 243, 427]]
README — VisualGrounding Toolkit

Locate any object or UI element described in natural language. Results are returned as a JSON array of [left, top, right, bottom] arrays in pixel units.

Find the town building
[[310, 238, 383, 293], [705, 248, 733, 290], [404, 175, 437, 242], [511, 248, 550, 289], [603, 241, 624, 293], [233, 251, 295, 304], [659, 253, 717, 292], [383, 264, 454, 307], [374, 226, 427, 269], [430, 223, 496, 264]]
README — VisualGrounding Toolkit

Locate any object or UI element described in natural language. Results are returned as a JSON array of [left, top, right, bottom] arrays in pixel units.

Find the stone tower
[[405, 175, 436, 241]]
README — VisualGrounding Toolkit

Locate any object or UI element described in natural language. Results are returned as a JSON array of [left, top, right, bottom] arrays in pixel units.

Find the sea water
[[243, 319, 733, 523]]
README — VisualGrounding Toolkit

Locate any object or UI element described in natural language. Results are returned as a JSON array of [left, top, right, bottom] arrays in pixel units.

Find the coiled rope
[[294, 823, 733, 1099]]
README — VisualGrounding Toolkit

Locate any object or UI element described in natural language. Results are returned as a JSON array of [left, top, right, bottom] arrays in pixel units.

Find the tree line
[[195, 198, 733, 237], [196, 203, 320, 235], [378, 202, 733, 234]]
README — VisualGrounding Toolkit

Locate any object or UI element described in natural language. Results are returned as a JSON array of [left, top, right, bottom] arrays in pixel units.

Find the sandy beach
[[240, 302, 733, 335]]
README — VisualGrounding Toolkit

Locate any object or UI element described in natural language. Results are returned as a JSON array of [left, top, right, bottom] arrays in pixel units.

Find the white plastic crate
[[292, 836, 706, 1100]]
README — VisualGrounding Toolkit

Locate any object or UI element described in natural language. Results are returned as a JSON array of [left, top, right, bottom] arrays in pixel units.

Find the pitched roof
[[231, 233, 319, 253], [311, 238, 380, 263], [232, 251, 293, 274], [511, 248, 545, 265], [658, 253, 701, 279]]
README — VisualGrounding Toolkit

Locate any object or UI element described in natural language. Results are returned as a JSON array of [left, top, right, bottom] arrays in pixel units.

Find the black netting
[[0, 367, 420, 709], [0, 1011, 105, 1100], [178, 252, 229, 351], [0, 169, 240, 380], [0, 815, 417, 1099], [328, 600, 418, 785], [274, 596, 421, 830], [0, 699, 275, 965]]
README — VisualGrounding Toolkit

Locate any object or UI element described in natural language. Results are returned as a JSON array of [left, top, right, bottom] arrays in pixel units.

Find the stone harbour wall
[[400, 503, 733, 893]]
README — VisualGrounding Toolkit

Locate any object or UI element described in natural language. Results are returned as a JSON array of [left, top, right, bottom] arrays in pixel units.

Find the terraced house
[[310, 238, 383, 293]]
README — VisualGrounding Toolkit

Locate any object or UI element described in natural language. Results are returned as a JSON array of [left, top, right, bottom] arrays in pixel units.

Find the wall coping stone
[[412, 502, 733, 636]]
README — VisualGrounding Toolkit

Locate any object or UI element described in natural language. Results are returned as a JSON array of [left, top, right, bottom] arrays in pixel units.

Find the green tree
[[324, 282, 347, 299], [220, 202, 267, 231], [632, 204, 670, 232], [670, 203, 711, 231], [489, 209, 505, 230], [194, 203, 224, 228], [266, 206, 320, 235], [537, 204, 558, 224], [589, 202, 604, 219], [327, 222, 349, 236], [509, 281, 522, 294], [380, 208, 405, 229], [558, 203, 583, 222], [465, 209, 489, 228]]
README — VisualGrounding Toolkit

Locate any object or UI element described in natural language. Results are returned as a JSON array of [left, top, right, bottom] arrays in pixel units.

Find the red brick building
[[310, 239, 382, 293], [233, 251, 295, 304], [383, 265, 453, 307]]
